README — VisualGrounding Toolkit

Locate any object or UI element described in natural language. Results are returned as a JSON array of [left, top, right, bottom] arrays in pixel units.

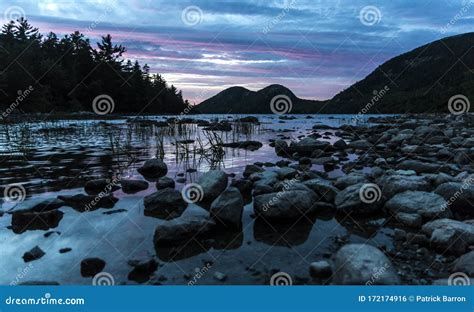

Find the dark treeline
[[0, 18, 189, 115]]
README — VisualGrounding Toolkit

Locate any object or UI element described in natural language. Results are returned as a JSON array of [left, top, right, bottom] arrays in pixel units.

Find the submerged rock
[[333, 244, 400, 285], [137, 159, 168, 178], [144, 188, 187, 220], [121, 179, 149, 194], [128, 259, 158, 283], [221, 141, 263, 151], [196, 170, 228, 202], [80, 258, 106, 277], [58, 194, 118, 211], [153, 216, 215, 247], [210, 187, 244, 228], [309, 261, 332, 278], [243, 164, 264, 178]]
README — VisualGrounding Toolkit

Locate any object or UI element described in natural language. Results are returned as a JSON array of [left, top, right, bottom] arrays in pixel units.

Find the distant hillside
[[192, 84, 325, 114], [324, 32, 474, 113], [194, 33, 474, 114]]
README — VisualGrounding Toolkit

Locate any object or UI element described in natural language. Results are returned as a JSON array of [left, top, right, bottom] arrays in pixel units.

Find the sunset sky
[[1, 0, 473, 103]]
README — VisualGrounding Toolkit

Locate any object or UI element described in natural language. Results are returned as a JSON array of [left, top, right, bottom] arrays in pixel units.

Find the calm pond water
[[0, 114, 395, 285]]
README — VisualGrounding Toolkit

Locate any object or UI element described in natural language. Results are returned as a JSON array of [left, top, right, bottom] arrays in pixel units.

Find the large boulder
[[276, 167, 299, 180], [80, 258, 106, 277], [156, 177, 175, 190], [144, 188, 187, 220], [250, 171, 279, 187], [348, 140, 372, 150], [384, 191, 451, 220], [243, 165, 264, 178], [209, 187, 244, 228], [137, 159, 168, 178], [197, 170, 228, 202], [121, 179, 149, 194], [335, 183, 383, 214], [253, 190, 318, 220], [452, 251, 474, 276], [334, 174, 368, 190], [397, 160, 450, 174], [153, 216, 215, 247], [377, 174, 431, 198], [333, 244, 400, 285], [422, 219, 474, 254], [289, 137, 330, 155], [303, 178, 339, 202], [84, 179, 120, 195], [435, 182, 474, 216]]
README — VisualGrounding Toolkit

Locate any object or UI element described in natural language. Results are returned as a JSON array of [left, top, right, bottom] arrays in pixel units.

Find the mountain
[[325, 32, 474, 113], [192, 84, 325, 114], [194, 32, 474, 114]]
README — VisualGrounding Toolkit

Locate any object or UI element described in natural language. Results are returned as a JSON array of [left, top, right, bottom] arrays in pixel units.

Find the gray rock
[[84, 178, 120, 195], [153, 216, 215, 247], [335, 174, 368, 190], [289, 137, 330, 154], [253, 184, 274, 196], [274, 140, 289, 156], [348, 140, 372, 150], [156, 177, 175, 190], [137, 159, 168, 178], [121, 179, 149, 194], [376, 174, 431, 198], [197, 170, 228, 201], [333, 139, 347, 150], [398, 160, 450, 174], [395, 212, 422, 228], [58, 194, 118, 211], [243, 164, 264, 177], [276, 167, 299, 180], [385, 191, 451, 220], [303, 178, 339, 202], [435, 182, 474, 216], [430, 228, 467, 255], [335, 183, 383, 214], [250, 171, 279, 187], [144, 188, 187, 220], [253, 190, 318, 219], [422, 219, 474, 251], [210, 187, 244, 228], [309, 261, 332, 278], [333, 244, 400, 285], [453, 251, 474, 276]]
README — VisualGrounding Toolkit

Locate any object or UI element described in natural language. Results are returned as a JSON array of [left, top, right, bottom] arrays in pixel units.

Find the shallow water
[[0, 114, 395, 285]]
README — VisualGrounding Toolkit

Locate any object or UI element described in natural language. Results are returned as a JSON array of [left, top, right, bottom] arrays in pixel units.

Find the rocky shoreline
[[2, 113, 473, 285]]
